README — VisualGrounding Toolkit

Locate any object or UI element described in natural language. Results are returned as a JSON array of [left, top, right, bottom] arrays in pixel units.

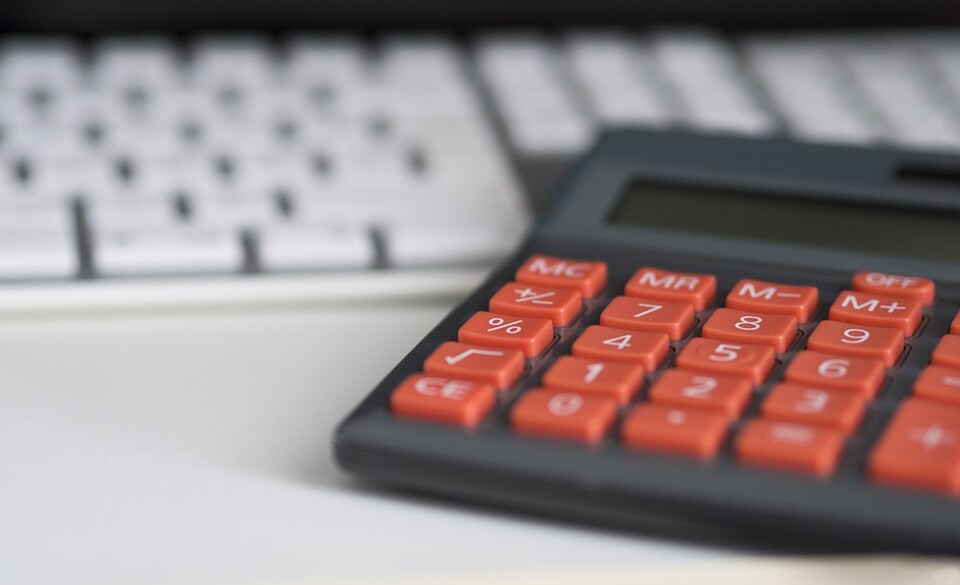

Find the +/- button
[[489, 281, 582, 327], [599, 296, 695, 340], [852, 271, 935, 306]]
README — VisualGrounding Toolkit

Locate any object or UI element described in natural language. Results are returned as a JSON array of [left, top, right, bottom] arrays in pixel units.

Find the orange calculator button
[[701, 307, 798, 353], [735, 419, 845, 477], [852, 271, 935, 306], [913, 365, 960, 405], [868, 399, 960, 495], [621, 403, 729, 460], [726, 278, 819, 323], [572, 325, 670, 370], [515, 254, 607, 298], [423, 342, 525, 389], [829, 290, 922, 336], [489, 281, 582, 327], [761, 383, 867, 434], [932, 335, 960, 370], [541, 356, 644, 405], [648, 369, 752, 418], [390, 374, 496, 427], [624, 267, 716, 311], [599, 296, 695, 340], [806, 320, 904, 367], [675, 338, 775, 385], [458, 311, 553, 357], [783, 351, 885, 398], [510, 389, 618, 444], [952, 311, 960, 335]]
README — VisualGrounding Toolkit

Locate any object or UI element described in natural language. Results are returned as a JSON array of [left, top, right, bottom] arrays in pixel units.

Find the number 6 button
[[784, 351, 885, 398], [675, 338, 775, 385]]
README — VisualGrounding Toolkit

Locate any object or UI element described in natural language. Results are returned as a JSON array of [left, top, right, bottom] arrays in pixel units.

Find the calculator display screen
[[610, 183, 960, 262]]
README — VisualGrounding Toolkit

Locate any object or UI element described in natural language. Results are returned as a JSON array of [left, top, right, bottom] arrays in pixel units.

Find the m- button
[[726, 278, 819, 323], [515, 254, 607, 298], [829, 290, 922, 336]]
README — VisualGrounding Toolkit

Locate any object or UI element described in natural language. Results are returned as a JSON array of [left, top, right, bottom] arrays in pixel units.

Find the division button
[[932, 335, 960, 370], [913, 365, 960, 406]]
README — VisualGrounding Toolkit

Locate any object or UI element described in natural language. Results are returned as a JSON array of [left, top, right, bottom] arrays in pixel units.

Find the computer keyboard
[[0, 30, 958, 310]]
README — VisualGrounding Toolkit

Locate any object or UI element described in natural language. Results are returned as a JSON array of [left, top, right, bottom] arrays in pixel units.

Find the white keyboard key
[[94, 227, 243, 276], [504, 114, 595, 155], [0, 38, 82, 89], [651, 30, 774, 135], [0, 202, 72, 234], [743, 38, 879, 144], [196, 195, 276, 229], [386, 222, 522, 268], [259, 224, 374, 271], [91, 38, 181, 88], [379, 37, 463, 84], [566, 33, 673, 125], [843, 44, 960, 150], [0, 232, 76, 279], [189, 36, 275, 88], [285, 36, 369, 87], [102, 125, 184, 160], [3, 125, 88, 161], [88, 199, 182, 231]]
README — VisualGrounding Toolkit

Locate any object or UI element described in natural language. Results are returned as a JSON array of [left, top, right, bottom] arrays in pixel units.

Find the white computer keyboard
[[0, 30, 958, 310]]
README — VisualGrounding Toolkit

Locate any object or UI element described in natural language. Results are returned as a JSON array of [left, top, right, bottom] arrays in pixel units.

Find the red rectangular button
[[572, 325, 670, 370], [541, 356, 644, 405], [648, 369, 753, 418], [423, 342, 525, 389], [953, 311, 960, 335], [933, 335, 960, 370], [621, 403, 729, 460], [868, 399, 960, 494], [458, 311, 553, 357], [913, 365, 960, 406], [852, 271, 935, 306], [625, 267, 716, 311], [599, 296, 695, 341], [515, 255, 607, 298], [701, 307, 798, 353], [806, 320, 904, 367], [675, 338, 775, 385], [829, 290, 922, 336], [391, 374, 496, 427], [761, 383, 866, 434], [735, 419, 845, 477], [489, 281, 582, 327], [726, 278, 819, 323], [510, 389, 618, 444], [783, 351, 885, 398]]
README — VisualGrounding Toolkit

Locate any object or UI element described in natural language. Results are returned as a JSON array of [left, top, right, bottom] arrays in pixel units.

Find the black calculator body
[[334, 130, 960, 552]]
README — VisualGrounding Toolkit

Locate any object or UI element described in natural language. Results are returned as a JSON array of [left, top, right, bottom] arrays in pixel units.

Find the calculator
[[334, 130, 960, 552]]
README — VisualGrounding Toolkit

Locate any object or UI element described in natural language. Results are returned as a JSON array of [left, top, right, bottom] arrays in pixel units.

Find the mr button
[[625, 267, 716, 311]]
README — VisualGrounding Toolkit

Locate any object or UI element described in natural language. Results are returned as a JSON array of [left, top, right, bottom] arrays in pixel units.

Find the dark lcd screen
[[610, 182, 960, 263]]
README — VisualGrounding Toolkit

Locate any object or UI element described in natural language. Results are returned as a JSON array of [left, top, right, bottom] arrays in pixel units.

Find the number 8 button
[[702, 308, 798, 353]]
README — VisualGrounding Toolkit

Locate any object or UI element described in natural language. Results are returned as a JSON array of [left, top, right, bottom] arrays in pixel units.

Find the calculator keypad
[[390, 254, 960, 493]]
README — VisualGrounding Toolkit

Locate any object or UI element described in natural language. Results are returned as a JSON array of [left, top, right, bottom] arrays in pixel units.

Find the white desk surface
[[3, 297, 758, 584]]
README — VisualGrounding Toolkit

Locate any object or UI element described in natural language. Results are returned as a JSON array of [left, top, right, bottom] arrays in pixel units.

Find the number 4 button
[[572, 325, 670, 370]]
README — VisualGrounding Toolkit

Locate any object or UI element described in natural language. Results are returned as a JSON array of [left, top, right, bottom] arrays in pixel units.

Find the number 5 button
[[675, 338, 775, 385]]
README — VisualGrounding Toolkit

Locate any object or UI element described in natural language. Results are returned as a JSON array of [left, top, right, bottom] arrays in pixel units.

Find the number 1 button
[[572, 325, 670, 370]]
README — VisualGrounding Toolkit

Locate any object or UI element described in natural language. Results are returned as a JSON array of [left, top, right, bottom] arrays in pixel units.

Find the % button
[[459, 310, 554, 357]]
